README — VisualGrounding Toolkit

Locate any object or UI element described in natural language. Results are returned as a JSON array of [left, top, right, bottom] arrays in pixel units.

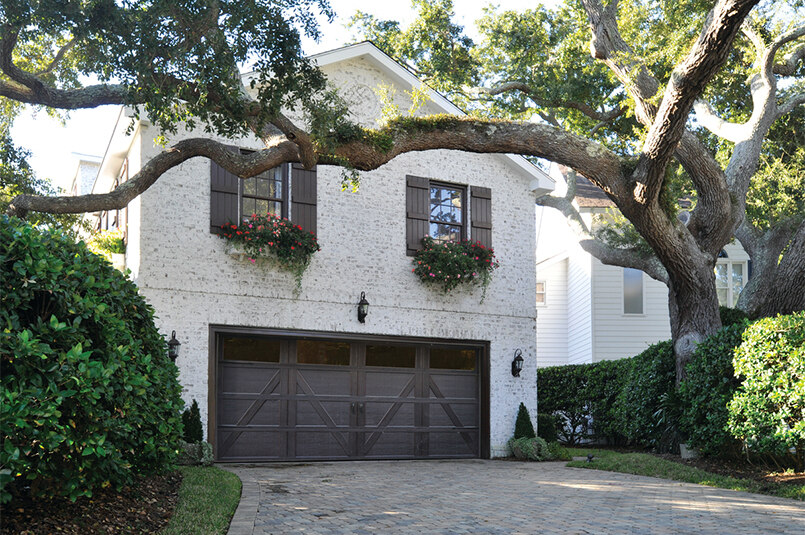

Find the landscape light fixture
[[511, 349, 524, 377], [167, 330, 181, 362], [357, 292, 369, 323]]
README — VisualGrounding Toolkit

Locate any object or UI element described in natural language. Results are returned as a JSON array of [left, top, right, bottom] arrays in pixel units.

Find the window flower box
[[412, 236, 499, 302], [219, 213, 320, 291]]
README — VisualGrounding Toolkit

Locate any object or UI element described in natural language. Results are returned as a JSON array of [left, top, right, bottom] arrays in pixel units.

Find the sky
[[9, 1, 549, 191]]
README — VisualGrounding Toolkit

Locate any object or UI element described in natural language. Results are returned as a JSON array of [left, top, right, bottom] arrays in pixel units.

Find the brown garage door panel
[[216, 333, 483, 461]]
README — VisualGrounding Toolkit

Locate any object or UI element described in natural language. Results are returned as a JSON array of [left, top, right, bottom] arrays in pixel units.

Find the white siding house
[[87, 42, 554, 460], [536, 164, 749, 367]]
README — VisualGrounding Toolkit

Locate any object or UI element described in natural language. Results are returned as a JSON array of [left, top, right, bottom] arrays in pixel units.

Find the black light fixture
[[511, 349, 524, 377], [357, 292, 370, 323], [167, 330, 181, 362]]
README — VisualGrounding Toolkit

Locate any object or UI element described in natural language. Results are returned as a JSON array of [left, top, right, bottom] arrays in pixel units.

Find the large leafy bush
[[728, 312, 805, 471], [0, 217, 184, 503], [612, 341, 676, 448], [585, 358, 630, 445], [678, 322, 747, 457], [538, 364, 589, 445]]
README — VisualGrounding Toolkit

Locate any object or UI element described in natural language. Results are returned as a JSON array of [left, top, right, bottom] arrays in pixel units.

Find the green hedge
[[538, 341, 674, 448], [728, 312, 805, 471], [0, 217, 184, 503], [678, 322, 747, 457], [612, 341, 676, 448]]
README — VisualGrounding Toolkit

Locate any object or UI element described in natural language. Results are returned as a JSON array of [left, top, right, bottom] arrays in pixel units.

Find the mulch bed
[[652, 452, 805, 487], [0, 471, 182, 535]]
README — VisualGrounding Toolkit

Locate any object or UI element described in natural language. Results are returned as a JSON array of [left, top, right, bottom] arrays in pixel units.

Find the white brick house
[[89, 42, 553, 460]]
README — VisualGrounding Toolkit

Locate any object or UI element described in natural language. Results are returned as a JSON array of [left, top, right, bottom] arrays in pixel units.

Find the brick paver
[[223, 460, 805, 534]]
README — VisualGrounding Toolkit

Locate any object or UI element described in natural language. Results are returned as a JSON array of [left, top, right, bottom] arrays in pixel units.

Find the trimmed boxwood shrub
[[0, 217, 184, 503], [513, 402, 536, 439], [728, 312, 805, 471], [612, 340, 676, 448], [678, 322, 748, 457], [182, 399, 203, 443]]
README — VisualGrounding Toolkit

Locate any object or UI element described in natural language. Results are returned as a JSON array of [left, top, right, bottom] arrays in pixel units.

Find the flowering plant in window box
[[220, 213, 320, 290], [412, 236, 499, 302]]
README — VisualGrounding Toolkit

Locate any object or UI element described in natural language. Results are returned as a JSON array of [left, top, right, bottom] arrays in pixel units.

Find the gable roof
[[311, 41, 554, 195]]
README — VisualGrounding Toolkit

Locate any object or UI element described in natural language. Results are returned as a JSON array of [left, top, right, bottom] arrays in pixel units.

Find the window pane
[[717, 288, 728, 306], [714, 264, 728, 289], [430, 348, 476, 370], [241, 197, 256, 219], [623, 268, 643, 314], [732, 264, 744, 299], [366, 345, 416, 368], [243, 178, 256, 196], [222, 336, 280, 363], [430, 223, 462, 243], [297, 340, 350, 366]]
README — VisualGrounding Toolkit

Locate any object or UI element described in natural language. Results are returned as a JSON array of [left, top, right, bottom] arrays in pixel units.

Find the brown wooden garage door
[[214, 332, 484, 461]]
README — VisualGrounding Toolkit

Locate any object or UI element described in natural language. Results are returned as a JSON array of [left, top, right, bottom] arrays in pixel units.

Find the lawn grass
[[160, 466, 242, 534], [565, 448, 804, 501]]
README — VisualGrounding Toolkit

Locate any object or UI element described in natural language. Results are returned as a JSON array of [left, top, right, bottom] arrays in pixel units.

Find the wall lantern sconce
[[357, 292, 370, 323], [167, 330, 181, 362], [511, 349, 524, 377]]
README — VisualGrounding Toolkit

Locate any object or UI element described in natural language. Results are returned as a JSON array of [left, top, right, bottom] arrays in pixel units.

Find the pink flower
[[249, 258, 256, 263]]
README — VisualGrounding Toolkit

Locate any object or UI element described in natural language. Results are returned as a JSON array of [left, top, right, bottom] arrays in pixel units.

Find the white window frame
[[536, 281, 547, 307], [623, 267, 645, 315]]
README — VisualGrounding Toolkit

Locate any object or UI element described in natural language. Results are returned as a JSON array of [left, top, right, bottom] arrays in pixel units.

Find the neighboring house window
[[210, 152, 317, 234], [623, 268, 644, 314], [715, 258, 746, 307], [536, 281, 547, 306], [405, 175, 492, 256]]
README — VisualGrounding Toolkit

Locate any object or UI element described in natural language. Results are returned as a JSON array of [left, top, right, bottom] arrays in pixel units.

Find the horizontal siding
[[592, 259, 671, 361], [536, 259, 568, 367], [567, 251, 592, 364]]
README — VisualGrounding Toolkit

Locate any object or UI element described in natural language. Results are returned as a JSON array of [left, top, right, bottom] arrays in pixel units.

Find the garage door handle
[[358, 402, 364, 414], [350, 402, 355, 413]]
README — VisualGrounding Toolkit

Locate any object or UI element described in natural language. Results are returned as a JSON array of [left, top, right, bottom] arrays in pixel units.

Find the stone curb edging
[[222, 467, 258, 535]]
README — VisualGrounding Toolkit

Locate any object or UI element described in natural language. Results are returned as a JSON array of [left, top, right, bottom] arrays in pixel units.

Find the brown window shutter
[[406, 175, 430, 256], [291, 163, 317, 234], [470, 186, 492, 248], [210, 148, 240, 234]]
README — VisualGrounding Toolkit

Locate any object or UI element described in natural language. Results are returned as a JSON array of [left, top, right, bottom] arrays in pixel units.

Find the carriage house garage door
[[212, 328, 489, 461]]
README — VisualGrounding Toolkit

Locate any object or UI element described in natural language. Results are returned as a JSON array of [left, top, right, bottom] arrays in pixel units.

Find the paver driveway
[[224, 460, 805, 534]]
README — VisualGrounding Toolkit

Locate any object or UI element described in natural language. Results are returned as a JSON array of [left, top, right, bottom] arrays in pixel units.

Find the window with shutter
[[209, 150, 317, 235], [405, 176, 492, 255]]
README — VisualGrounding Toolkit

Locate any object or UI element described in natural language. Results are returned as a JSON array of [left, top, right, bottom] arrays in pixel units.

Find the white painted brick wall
[[127, 54, 538, 457]]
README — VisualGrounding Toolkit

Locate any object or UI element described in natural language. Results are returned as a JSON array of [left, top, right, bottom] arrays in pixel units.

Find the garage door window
[[297, 340, 350, 365], [430, 348, 476, 370], [366, 345, 416, 368], [222, 336, 280, 362]]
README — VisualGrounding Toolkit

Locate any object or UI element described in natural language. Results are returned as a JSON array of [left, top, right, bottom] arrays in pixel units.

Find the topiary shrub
[[181, 399, 203, 443], [720, 306, 749, 327], [508, 436, 550, 461], [612, 340, 676, 448], [536, 413, 558, 443], [0, 217, 184, 503], [545, 441, 572, 461], [678, 322, 748, 457], [728, 312, 805, 471], [514, 402, 536, 439]]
